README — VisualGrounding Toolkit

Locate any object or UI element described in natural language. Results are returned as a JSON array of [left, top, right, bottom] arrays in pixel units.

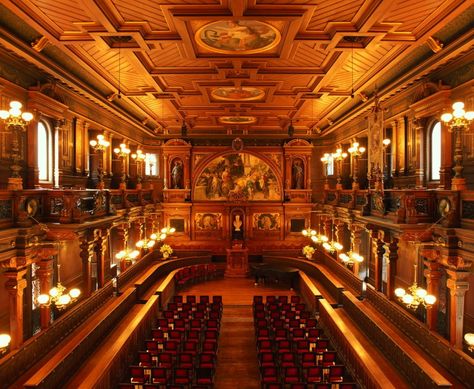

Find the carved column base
[[7, 177, 23, 190], [451, 177, 467, 191], [352, 182, 360, 190]]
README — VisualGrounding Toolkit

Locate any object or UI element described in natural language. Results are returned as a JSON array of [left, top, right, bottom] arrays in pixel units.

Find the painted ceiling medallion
[[219, 116, 257, 124], [195, 20, 281, 55], [211, 87, 265, 101]]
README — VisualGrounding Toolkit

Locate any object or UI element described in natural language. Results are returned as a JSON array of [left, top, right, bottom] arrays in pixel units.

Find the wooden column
[[390, 121, 398, 177], [423, 252, 441, 331], [79, 234, 95, 297], [163, 154, 169, 189], [334, 219, 346, 258], [439, 121, 453, 189], [322, 217, 332, 242], [397, 117, 406, 175], [446, 270, 470, 348], [4, 269, 27, 349], [36, 259, 53, 330], [374, 232, 385, 292]]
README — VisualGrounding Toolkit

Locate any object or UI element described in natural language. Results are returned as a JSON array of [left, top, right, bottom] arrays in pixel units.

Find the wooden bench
[[342, 291, 452, 389], [318, 298, 406, 389], [64, 295, 160, 389], [298, 271, 323, 312], [24, 287, 137, 389]]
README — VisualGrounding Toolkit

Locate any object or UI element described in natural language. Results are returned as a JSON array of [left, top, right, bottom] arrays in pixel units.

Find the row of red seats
[[175, 264, 223, 289], [254, 296, 357, 388], [120, 296, 222, 388]]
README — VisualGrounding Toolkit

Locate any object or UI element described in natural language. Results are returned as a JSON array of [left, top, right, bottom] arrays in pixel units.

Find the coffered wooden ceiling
[[0, 0, 472, 139]]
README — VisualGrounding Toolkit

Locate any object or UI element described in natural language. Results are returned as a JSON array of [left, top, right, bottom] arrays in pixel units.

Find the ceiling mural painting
[[194, 153, 281, 202], [218, 116, 257, 124], [0, 1, 470, 139], [211, 87, 265, 101], [195, 20, 281, 55]]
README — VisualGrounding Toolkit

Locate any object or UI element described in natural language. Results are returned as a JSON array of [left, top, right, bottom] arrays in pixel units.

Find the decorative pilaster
[[350, 225, 364, 277], [446, 270, 470, 348], [4, 269, 27, 349], [94, 229, 109, 288], [334, 219, 346, 255]]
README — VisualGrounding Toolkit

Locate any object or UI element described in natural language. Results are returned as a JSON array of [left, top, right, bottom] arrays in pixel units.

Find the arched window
[[430, 121, 441, 181], [37, 121, 52, 183]]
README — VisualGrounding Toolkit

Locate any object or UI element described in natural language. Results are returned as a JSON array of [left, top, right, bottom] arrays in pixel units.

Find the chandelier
[[37, 264, 81, 310], [89, 134, 110, 152], [394, 264, 436, 309], [0, 333, 11, 355], [114, 143, 131, 158], [0, 101, 33, 129], [441, 101, 474, 132]]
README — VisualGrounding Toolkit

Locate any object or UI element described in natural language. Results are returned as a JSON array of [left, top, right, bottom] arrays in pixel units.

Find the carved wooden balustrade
[[323, 188, 460, 227], [0, 189, 156, 228]]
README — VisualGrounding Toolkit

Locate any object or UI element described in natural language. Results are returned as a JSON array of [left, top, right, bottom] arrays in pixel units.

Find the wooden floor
[[180, 277, 297, 389]]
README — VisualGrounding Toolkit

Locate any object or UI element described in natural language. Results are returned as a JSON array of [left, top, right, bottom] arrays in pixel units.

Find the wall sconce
[[441, 101, 474, 191], [0, 100, 33, 128], [37, 264, 81, 310], [348, 141, 366, 190], [0, 333, 11, 355]]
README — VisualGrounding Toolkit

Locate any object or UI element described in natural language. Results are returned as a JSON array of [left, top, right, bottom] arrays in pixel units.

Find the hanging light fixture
[[37, 264, 81, 310], [394, 263, 436, 309], [0, 100, 34, 129]]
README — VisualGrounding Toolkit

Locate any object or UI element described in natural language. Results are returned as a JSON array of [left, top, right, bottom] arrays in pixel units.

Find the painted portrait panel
[[254, 213, 280, 230], [195, 20, 281, 55], [195, 213, 221, 230], [194, 153, 281, 201]]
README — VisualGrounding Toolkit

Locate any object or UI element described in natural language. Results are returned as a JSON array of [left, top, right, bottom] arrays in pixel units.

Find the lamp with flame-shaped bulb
[[320, 153, 332, 189], [131, 149, 146, 189], [89, 134, 110, 189]]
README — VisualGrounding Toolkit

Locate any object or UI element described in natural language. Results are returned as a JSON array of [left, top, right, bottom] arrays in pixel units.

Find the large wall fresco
[[194, 153, 281, 201]]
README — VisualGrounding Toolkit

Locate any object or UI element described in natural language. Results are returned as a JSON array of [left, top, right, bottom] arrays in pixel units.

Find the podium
[[225, 245, 249, 277]]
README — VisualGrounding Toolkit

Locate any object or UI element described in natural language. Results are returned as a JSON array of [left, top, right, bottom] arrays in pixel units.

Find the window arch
[[430, 121, 441, 181], [37, 121, 53, 183]]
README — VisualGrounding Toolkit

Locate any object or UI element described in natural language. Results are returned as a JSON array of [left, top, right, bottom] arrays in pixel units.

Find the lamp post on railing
[[0, 100, 34, 190], [348, 141, 366, 190], [89, 134, 110, 189], [131, 149, 146, 189], [381, 138, 391, 190], [320, 153, 331, 190], [441, 101, 474, 191], [114, 143, 130, 190], [332, 148, 348, 190]]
